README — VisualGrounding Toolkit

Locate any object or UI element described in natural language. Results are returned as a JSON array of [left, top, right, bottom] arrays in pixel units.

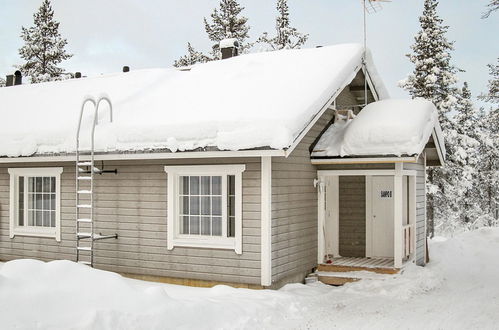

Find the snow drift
[[0, 43, 387, 157], [312, 98, 439, 157]]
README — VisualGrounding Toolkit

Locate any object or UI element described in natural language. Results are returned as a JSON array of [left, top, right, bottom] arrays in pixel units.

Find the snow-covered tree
[[173, 43, 211, 68], [399, 0, 460, 131], [17, 0, 72, 83], [204, 0, 250, 57], [479, 59, 499, 105], [257, 0, 308, 50], [399, 0, 461, 237], [0, 77, 5, 87], [482, 0, 499, 18]]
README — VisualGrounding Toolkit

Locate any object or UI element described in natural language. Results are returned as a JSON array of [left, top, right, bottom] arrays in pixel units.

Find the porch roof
[[311, 99, 445, 166]]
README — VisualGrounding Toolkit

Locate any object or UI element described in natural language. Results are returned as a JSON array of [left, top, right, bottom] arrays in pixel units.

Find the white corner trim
[[163, 164, 245, 254], [0, 150, 286, 164], [8, 167, 63, 242], [261, 156, 272, 286], [393, 163, 403, 268]]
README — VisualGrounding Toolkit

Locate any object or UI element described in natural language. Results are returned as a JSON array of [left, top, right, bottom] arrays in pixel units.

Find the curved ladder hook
[[91, 95, 113, 152], [76, 96, 97, 147]]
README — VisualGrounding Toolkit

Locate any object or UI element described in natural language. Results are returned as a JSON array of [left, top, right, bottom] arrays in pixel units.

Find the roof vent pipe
[[220, 38, 239, 59], [123, 66, 130, 73], [75, 72, 82, 78], [14, 71, 22, 85]]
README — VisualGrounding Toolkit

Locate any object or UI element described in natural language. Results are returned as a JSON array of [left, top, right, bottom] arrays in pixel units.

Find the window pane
[[28, 210, 34, 226], [180, 176, 189, 195], [35, 210, 43, 226], [180, 196, 189, 215], [35, 177, 42, 192], [50, 194, 56, 210], [201, 196, 211, 215], [190, 196, 200, 215], [212, 217, 222, 236], [190, 176, 200, 195], [43, 194, 51, 210], [42, 177, 51, 193], [190, 216, 199, 235], [28, 193, 34, 209], [51, 176, 56, 192], [200, 176, 210, 195], [229, 196, 235, 218], [212, 176, 221, 195], [212, 196, 221, 216], [228, 175, 235, 195], [228, 217, 235, 237], [35, 194, 43, 209], [181, 216, 189, 234], [201, 217, 211, 235], [29, 177, 35, 193], [43, 210, 50, 227], [50, 211, 55, 227], [18, 177, 24, 226]]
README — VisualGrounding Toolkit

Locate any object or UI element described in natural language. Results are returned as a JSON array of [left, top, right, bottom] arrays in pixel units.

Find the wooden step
[[317, 263, 399, 275], [318, 275, 360, 286]]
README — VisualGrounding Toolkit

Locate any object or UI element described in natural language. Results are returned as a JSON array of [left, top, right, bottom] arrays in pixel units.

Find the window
[[164, 165, 245, 254], [8, 168, 63, 241]]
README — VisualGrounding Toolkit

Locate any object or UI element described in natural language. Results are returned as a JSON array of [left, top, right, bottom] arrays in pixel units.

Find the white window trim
[[164, 164, 245, 254], [8, 167, 63, 242]]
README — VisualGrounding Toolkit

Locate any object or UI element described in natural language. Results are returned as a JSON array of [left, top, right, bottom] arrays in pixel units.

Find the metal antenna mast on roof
[[361, 0, 390, 106]]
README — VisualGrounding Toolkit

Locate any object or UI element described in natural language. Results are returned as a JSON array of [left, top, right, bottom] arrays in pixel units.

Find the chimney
[[14, 71, 22, 85], [122, 66, 130, 73], [75, 72, 82, 78], [219, 38, 239, 59], [6, 75, 14, 87]]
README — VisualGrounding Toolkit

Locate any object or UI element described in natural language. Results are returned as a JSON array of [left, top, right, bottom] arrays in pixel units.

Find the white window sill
[[10, 227, 60, 242], [168, 237, 241, 254]]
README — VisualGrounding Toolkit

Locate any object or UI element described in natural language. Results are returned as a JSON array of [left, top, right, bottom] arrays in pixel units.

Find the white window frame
[[164, 165, 245, 254], [8, 167, 63, 241]]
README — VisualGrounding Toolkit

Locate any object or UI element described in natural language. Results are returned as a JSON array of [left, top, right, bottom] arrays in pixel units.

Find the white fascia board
[[284, 65, 363, 158], [311, 156, 418, 165], [0, 149, 285, 163], [431, 123, 446, 164]]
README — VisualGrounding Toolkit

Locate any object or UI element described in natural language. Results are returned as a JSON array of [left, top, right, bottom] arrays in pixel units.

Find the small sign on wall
[[380, 190, 392, 198]]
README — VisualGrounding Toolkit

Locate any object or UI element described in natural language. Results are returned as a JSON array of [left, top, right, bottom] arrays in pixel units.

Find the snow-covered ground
[[1, 228, 498, 330]]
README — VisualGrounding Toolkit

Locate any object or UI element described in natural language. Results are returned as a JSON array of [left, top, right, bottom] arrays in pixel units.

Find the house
[[0, 43, 444, 289]]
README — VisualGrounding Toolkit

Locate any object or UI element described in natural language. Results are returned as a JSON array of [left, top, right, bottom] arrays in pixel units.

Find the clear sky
[[1, 0, 497, 100]]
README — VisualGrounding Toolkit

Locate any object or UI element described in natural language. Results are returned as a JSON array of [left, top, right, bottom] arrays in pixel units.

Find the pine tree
[[17, 0, 72, 83], [482, 0, 499, 18], [479, 60, 499, 105], [203, 0, 250, 57], [258, 0, 308, 50], [399, 0, 461, 236], [173, 43, 211, 68], [399, 0, 460, 131], [0, 77, 5, 87]]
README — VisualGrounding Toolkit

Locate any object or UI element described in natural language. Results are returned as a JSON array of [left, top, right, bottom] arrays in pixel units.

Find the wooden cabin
[[0, 44, 444, 288]]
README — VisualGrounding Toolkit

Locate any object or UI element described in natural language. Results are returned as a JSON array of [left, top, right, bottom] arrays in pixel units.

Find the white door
[[371, 176, 394, 258]]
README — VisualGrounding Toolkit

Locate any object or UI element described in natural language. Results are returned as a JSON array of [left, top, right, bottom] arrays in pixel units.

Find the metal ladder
[[75, 95, 118, 266]]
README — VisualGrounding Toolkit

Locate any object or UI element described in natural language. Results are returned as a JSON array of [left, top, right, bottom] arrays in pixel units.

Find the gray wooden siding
[[338, 176, 366, 257], [270, 87, 358, 284], [404, 156, 426, 266], [0, 157, 262, 285]]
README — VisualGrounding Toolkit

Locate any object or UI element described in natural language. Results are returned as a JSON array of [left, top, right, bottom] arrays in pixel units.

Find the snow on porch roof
[[311, 99, 444, 161], [0, 43, 388, 158]]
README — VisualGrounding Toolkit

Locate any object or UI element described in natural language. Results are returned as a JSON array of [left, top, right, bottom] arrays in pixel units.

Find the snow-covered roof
[[311, 99, 444, 161], [0, 43, 387, 158]]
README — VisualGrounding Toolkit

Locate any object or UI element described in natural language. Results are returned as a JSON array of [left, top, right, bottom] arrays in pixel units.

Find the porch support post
[[394, 163, 403, 268], [317, 175, 326, 264]]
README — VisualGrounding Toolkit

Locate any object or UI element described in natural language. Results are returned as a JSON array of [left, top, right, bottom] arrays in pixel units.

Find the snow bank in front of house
[[2, 227, 499, 329], [0, 44, 387, 157], [312, 98, 439, 157]]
